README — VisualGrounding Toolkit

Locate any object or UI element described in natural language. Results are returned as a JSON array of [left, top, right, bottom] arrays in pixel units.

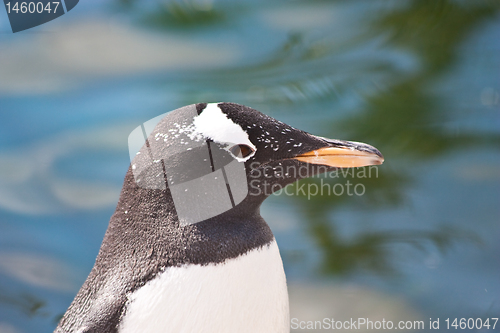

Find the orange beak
[[294, 142, 384, 168]]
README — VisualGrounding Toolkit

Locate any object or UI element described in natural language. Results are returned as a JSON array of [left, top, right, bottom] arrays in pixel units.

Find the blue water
[[0, 1, 499, 332]]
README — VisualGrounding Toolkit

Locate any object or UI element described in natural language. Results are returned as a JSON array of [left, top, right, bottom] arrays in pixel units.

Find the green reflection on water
[[288, 0, 500, 275], [374, 0, 499, 72], [118, 0, 226, 28], [144, 2, 225, 28], [287, 171, 483, 275], [342, 0, 500, 158], [0, 288, 48, 318]]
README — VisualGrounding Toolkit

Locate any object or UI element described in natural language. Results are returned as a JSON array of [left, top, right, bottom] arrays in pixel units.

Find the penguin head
[[213, 102, 383, 198], [128, 102, 383, 226]]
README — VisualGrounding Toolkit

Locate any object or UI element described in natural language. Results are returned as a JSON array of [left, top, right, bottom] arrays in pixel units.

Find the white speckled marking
[[189, 103, 256, 161]]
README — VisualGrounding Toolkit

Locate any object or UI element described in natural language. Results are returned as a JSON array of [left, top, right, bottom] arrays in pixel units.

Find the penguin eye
[[229, 144, 254, 158]]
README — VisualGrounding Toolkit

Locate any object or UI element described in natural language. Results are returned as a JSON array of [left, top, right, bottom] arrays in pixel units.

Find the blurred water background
[[0, 0, 499, 332]]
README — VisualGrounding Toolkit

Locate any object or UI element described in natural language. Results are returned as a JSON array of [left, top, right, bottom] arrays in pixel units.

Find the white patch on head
[[189, 103, 256, 162], [119, 239, 289, 333]]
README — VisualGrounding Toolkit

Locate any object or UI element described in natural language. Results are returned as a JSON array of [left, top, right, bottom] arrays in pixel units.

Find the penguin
[[54, 102, 383, 333]]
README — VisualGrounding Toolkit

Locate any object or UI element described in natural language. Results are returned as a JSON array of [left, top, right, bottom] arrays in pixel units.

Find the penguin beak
[[293, 138, 384, 168]]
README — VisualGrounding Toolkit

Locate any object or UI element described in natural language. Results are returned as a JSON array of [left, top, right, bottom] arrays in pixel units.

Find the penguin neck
[[104, 168, 275, 267]]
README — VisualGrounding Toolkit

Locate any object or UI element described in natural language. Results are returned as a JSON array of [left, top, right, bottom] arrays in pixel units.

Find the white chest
[[118, 239, 289, 333]]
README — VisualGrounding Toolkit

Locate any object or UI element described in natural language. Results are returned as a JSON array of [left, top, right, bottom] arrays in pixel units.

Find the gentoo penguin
[[54, 102, 383, 333]]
